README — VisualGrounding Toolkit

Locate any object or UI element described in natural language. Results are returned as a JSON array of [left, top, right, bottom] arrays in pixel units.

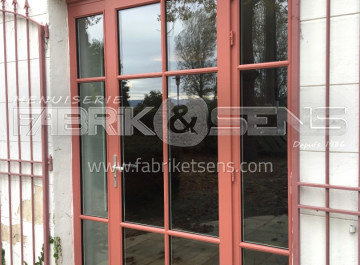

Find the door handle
[[112, 154, 123, 188]]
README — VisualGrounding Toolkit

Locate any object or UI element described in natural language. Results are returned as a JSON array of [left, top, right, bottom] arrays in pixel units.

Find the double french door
[[68, 0, 297, 264]]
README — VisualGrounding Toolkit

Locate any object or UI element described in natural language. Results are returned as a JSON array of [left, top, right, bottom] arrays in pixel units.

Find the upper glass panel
[[166, 0, 217, 71], [240, 0, 288, 64], [118, 4, 162, 75], [77, 15, 105, 78]]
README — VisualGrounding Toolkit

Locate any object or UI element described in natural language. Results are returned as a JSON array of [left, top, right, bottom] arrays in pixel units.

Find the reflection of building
[[0, 0, 359, 265]]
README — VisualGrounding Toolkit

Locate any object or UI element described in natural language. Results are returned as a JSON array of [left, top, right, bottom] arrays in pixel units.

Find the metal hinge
[[230, 30, 234, 46], [231, 172, 235, 183], [48, 155, 53, 171], [44, 24, 49, 39]]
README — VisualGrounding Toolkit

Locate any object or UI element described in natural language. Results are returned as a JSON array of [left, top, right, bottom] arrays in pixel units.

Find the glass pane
[[243, 249, 289, 265], [82, 221, 108, 265], [121, 78, 164, 227], [77, 15, 105, 78], [168, 73, 218, 237], [240, 0, 288, 64], [241, 68, 288, 248], [171, 237, 219, 265], [123, 229, 164, 265], [80, 82, 108, 218], [166, 0, 217, 71], [118, 4, 162, 75]]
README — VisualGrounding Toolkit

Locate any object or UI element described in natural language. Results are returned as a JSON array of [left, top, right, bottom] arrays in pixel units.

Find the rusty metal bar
[[358, 5, 360, 263], [24, 1, 36, 263], [13, 3, 25, 263], [298, 182, 360, 192], [325, 0, 331, 264], [0, 193, 2, 265], [2, 3, 14, 264], [0, 172, 42, 178], [39, 24, 50, 265], [0, 159, 42, 164], [299, 205, 360, 217]]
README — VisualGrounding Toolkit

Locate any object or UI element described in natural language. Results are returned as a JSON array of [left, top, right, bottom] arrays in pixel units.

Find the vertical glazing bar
[[0, 14, 3, 265], [2, 7, 13, 265], [287, 1, 293, 264], [25, 12, 36, 265], [38, 25, 50, 265], [287, 0, 297, 265], [325, 1, 331, 265], [290, 0, 301, 264], [13, 9, 24, 265], [160, 1, 170, 265]]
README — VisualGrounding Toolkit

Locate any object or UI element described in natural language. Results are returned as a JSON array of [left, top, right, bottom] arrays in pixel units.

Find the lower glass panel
[[168, 73, 219, 237], [242, 249, 289, 265], [123, 229, 164, 265], [80, 82, 107, 218], [241, 68, 288, 248], [171, 237, 219, 265], [82, 220, 108, 265], [121, 78, 164, 227]]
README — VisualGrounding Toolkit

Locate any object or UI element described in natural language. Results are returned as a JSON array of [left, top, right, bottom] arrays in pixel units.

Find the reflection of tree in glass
[[166, 0, 216, 22], [242, 0, 288, 107], [77, 16, 104, 77], [120, 80, 130, 107], [171, 4, 217, 98]]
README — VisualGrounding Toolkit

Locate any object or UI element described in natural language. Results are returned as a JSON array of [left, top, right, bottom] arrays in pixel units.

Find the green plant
[[2, 248, 5, 265], [31, 236, 62, 265], [50, 236, 62, 265]]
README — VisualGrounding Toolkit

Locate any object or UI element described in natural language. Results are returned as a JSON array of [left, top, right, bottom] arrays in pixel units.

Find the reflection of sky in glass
[[119, 4, 162, 75], [127, 78, 162, 102], [167, 12, 184, 70], [166, 1, 217, 71], [86, 16, 103, 43]]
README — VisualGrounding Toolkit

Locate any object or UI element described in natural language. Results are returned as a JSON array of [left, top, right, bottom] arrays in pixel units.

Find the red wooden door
[[69, 1, 233, 264], [68, 0, 299, 264]]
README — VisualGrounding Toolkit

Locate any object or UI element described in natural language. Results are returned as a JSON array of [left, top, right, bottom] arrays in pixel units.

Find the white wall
[[299, 0, 360, 264]]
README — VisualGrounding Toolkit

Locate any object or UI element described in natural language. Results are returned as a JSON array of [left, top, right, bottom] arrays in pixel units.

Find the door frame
[[229, 1, 300, 265], [68, 0, 300, 264]]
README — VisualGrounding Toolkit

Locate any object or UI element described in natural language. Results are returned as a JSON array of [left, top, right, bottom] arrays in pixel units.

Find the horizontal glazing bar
[[121, 222, 165, 234], [238, 61, 289, 71], [120, 222, 221, 244], [117, 67, 218, 80], [80, 215, 108, 223], [167, 230, 220, 245], [240, 242, 290, 256], [76, 77, 106, 83], [164, 67, 218, 76], [118, 72, 163, 80]]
